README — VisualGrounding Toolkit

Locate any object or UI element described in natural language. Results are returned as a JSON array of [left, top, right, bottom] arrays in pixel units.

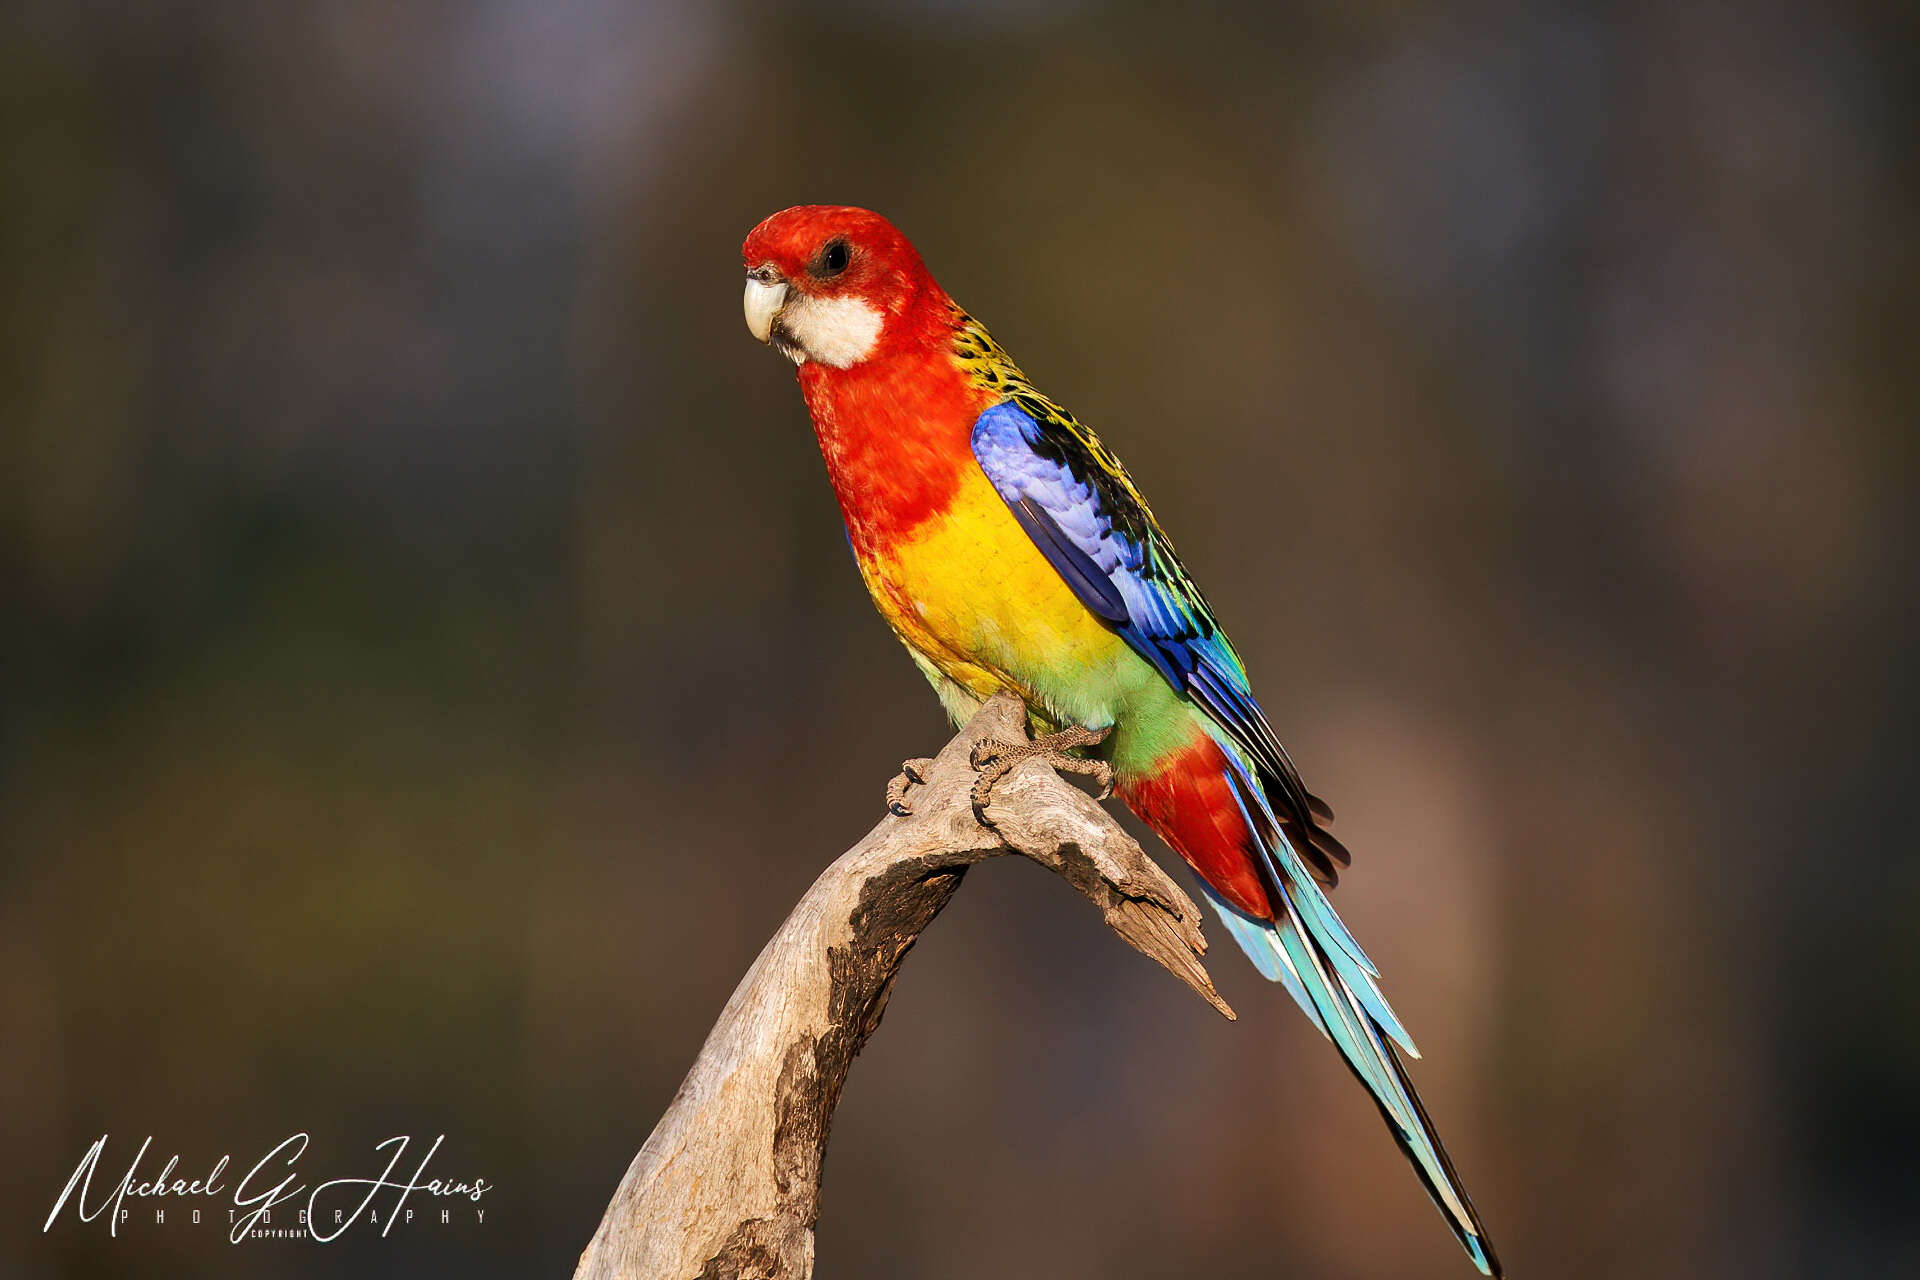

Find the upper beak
[[743, 273, 789, 345]]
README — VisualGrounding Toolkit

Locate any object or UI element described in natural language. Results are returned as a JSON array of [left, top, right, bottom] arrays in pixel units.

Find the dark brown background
[[4, 1, 1915, 1277]]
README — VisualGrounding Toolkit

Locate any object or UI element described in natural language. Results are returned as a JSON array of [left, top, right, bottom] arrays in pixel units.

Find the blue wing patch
[[971, 399, 1348, 882]]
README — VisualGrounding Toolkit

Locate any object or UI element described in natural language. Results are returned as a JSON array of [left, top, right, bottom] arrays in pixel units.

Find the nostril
[[747, 264, 782, 285]]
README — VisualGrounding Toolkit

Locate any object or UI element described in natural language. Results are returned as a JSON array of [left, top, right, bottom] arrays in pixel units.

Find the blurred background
[[3, 1, 1914, 1277]]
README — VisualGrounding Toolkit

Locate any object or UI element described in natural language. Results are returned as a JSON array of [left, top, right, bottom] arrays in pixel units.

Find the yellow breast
[[854, 470, 1127, 706]]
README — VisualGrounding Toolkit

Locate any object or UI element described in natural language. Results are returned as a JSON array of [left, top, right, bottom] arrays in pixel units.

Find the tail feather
[[1187, 730, 1503, 1278], [1192, 879, 1329, 1040], [1215, 763, 1413, 1052], [1369, 1035, 1505, 1277]]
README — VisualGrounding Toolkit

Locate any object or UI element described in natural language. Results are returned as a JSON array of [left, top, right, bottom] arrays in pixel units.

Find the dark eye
[[813, 238, 851, 279]]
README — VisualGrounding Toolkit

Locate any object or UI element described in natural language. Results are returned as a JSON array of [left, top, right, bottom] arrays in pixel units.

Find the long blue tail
[[1194, 733, 1503, 1277]]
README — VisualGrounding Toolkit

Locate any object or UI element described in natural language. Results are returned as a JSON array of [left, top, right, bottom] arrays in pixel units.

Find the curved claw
[[885, 757, 936, 816]]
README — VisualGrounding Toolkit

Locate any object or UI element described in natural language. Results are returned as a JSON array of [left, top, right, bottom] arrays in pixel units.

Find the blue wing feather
[[973, 399, 1379, 977], [972, 402, 1346, 876], [1004, 496, 1129, 623]]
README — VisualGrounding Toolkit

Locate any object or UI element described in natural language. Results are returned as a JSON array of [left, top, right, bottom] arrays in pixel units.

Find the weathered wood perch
[[573, 692, 1232, 1280]]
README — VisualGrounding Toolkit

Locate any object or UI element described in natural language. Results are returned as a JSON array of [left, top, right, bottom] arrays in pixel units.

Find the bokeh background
[[4, 1, 1915, 1277]]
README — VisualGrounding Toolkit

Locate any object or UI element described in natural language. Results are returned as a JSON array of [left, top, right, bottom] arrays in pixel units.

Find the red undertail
[[1117, 735, 1272, 921]]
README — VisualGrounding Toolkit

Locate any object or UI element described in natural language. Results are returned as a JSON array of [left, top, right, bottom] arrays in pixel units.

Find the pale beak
[[743, 275, 789, 345]]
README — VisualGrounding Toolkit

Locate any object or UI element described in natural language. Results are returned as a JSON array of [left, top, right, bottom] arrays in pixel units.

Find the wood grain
[[573, 693, 1230, 1280]]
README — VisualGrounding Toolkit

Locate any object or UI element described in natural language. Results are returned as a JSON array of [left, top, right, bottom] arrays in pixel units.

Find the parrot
[[741, 204, 1502, 1276]]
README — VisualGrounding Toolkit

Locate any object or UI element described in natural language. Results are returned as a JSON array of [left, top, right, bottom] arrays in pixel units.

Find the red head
[[741, 206, 953, 369]]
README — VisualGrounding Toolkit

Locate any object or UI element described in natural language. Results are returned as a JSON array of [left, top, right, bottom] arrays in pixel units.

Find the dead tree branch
[[573, 692, 1230, 1280]]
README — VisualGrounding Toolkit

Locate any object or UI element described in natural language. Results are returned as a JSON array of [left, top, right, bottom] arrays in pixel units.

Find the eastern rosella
[[742, 205, 1502, 1276]]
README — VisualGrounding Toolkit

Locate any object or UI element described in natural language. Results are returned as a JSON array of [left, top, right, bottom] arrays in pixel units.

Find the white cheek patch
[[783, 293, 884, 368]]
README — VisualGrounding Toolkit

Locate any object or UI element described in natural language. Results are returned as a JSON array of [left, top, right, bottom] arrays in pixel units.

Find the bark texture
[[573, 693, 1231, 1280]]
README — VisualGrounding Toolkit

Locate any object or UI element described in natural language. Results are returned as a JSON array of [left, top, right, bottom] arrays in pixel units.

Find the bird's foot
[[969, 725, 1114, 824], [886, 758, 937, 816]]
